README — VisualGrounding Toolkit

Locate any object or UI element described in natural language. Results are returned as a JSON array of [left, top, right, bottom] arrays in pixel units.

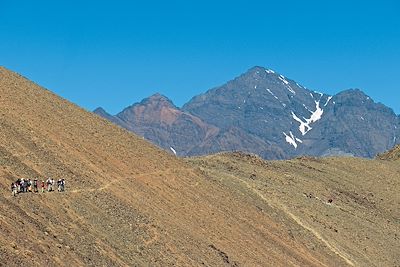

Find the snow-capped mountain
[[95, 66, 400, 159]]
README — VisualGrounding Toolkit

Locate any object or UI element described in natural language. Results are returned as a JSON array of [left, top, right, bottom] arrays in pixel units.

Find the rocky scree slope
[[96, 66, 399, 159], [0, 66, 353, 266]]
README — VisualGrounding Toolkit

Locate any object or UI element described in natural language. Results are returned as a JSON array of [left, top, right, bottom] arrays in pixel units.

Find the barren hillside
[[378, 144, 400, 160], [0, 66, 398, 267], [187, 153, 400, 267]]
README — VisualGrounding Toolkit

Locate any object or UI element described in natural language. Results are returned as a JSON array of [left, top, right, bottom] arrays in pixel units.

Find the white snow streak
[[314, 91, 324, 96], [291, 100, 324, 136], [283, 131, 300, 148], [279, 75, 289, 85], [324, 96, 333, 107], [278, 75, 296, 94], [170, 147, 177, 156], [302, 104, 312, 113], [286, 85, 296, 94], [266, 88, 279, 100], [265, 69, 275, 74]]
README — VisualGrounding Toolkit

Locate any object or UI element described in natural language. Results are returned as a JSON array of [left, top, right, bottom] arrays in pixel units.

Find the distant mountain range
[[95, 66, 400, 159]]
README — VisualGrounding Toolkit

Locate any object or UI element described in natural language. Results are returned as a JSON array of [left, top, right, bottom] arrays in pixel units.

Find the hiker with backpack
[[46, 178, 52, 192], [33, 179, 38, 193], [11, 183, 17, 197], [21, 179, 24, 192], [61, 178, 65, 192], [57, 179, 62, 192], [27, 179, 32, 192], [41, 180, 45, 193], [16, 179, 21, 193]]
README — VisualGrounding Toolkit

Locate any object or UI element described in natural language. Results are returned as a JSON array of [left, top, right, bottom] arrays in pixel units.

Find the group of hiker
[[11, 178, 66, 196]]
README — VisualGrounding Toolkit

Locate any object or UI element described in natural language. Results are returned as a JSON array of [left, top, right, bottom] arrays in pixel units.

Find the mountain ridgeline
[[95, 66, 400, 159]]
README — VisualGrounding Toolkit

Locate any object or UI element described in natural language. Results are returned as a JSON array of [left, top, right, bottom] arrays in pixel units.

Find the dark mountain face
[[293, 89, 399, 157], [96, 93, 220, 156], [182, 66, 334, 157], [95, 67, 400, 159]]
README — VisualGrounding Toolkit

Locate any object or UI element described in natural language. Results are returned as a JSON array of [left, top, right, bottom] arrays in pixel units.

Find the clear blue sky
[[1, 0, 399, 114]]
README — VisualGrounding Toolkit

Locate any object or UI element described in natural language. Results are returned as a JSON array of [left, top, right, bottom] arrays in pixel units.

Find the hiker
[[24, 179, 28, 193], [57, 179, 62, 192], [11, 183, 17, 197], [27, 179, 32, 192], [16, 179, 21, 193], [46, 178, 52, 192], [33, 179, 38, 193], [21, 178, 26, 193], [41, 180, 45, 193], [20, 178, 24, 193], [61, 178, 65, 192]]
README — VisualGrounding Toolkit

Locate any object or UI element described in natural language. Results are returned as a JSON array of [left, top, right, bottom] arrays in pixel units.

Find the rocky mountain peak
[[336, 88, 370, 99], [93, 107, 108, 115], [235, 66, 280, 84], [97, 66, 399, 159], [140, 93, 176, 108]]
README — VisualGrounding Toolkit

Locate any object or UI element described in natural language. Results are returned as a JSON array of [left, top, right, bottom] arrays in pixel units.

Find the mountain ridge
[[96, 66, 399, 159]]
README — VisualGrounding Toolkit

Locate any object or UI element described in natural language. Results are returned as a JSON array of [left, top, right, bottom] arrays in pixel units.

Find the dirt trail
[[226, 172, 356, 266]]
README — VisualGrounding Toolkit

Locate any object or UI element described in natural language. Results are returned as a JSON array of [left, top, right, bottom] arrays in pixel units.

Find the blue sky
[[0, 0, 399, 114]]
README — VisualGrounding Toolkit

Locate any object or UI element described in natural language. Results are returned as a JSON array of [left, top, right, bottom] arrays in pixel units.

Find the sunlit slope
[[0, 67, 352, 266], [378, 144, 400, 160], [187, 153, 400, 267]]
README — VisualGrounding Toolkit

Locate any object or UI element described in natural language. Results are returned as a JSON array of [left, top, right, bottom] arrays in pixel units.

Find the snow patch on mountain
[[283, 131, 302, 148], [302, 104, 312, 113], [278, 75, 296, 94], [279, 75, 289, 85], [283, 131, 297, 148], [170, 147, 177, 156], [291, 100, 324, 136], [314, 91, 324, 96], [324, 96, 333, 106], [266, 88, 279, 100]]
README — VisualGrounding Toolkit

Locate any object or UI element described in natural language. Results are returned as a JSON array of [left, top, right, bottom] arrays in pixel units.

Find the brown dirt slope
[[0, 67, 357, 266], [187, 153, 400, 267], [377, 144, 400, 160]]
